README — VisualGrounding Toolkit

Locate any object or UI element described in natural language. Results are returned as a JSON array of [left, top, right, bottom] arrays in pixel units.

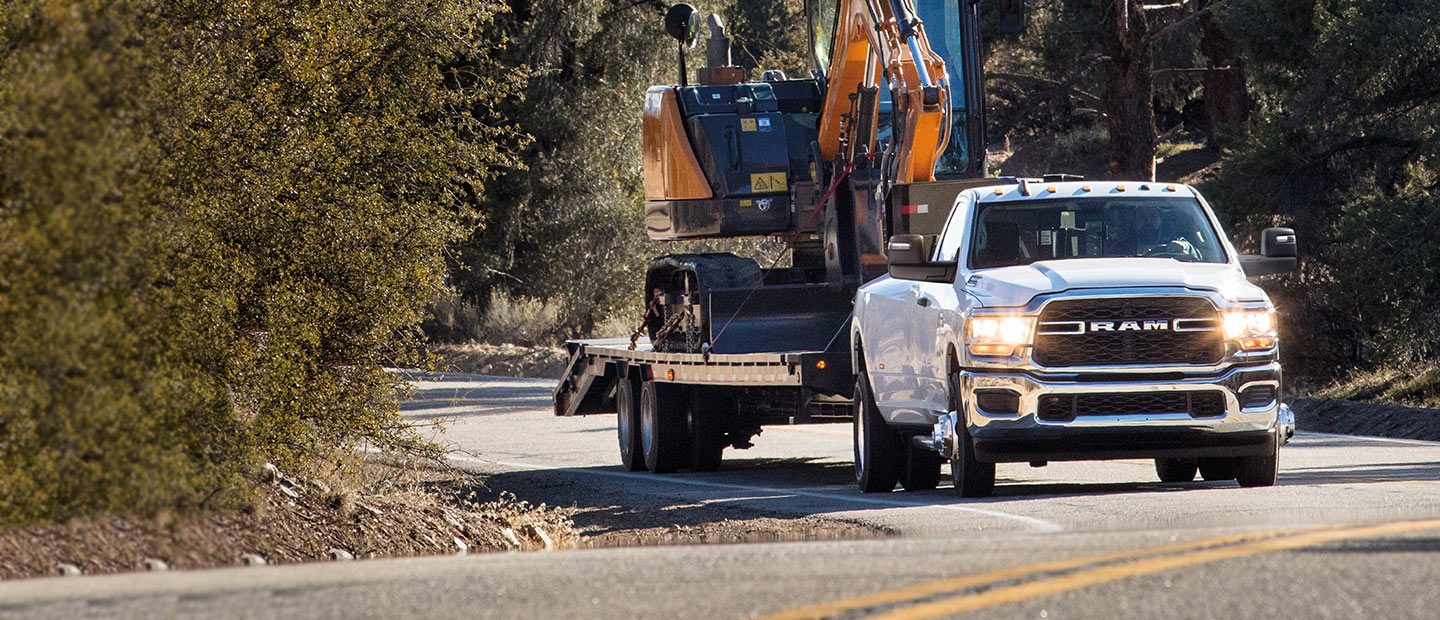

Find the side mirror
[[887, 234, 957, 283], [1240, 227, 1298, 277], [664, 4, 700, 47]]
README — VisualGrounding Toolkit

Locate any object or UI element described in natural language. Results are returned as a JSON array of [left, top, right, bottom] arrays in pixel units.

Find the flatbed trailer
[[553, 338, 853, 420]]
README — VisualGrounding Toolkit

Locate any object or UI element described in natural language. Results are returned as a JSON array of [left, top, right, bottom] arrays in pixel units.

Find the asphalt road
[[5, 372, 1440, 619]]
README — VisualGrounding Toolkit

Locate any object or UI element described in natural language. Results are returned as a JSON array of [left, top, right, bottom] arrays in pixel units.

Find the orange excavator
[[555, 0, 1007, 474]]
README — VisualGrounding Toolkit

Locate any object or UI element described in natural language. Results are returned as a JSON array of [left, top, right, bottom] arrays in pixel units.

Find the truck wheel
[[616, 375, 644, 472], [1198, 458, 1236, 481], [900, 444, 942, 491], [854, 370, 903, 493], [686, 389, 727, 472], [948, 370, 995, 498], [1234, 444, 1279, 488], [1155, 458, 1198, 483], [640, 381, 689, 473]]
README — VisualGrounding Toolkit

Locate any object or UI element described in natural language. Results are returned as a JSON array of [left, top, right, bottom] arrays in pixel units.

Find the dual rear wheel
[[1154, 448, 1278, 487], [617, 376, 728, 473]]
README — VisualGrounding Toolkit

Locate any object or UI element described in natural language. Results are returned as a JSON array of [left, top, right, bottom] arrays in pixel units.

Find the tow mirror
[[887, 234, 957, 283], [1240, 227, 1298, 277]]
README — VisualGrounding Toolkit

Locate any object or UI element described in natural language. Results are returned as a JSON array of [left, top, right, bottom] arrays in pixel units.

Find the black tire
[[640, 381, 689, 473], [686, 389, 727, 472], [1235, 443, 1279, 488], [900, 444, 943, 491], [1155, 458, 1198, 483], [616, 375, 645, 472], [1198, 458, 1236, 481], [854, 369, 904, 493], [948, 370, 996, 498]]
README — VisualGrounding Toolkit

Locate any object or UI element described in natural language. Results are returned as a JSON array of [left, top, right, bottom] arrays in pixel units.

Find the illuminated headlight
[[966, 316, 1035, 357], [1223, 309, 1277, 351]]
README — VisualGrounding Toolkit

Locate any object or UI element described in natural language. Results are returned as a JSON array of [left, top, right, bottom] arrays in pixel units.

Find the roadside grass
[[1316, 364, 1440, 409]]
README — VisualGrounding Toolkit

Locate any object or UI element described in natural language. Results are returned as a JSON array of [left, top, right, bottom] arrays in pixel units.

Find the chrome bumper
[[959, 362, 1281, 462]]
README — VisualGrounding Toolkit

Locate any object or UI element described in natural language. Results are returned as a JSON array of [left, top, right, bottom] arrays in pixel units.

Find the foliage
[[0, 0, 517, 523]]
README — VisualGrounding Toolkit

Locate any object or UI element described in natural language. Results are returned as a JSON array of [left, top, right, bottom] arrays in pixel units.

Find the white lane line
[[1296, 431, 1440, 446], [449, 454, 1064, 533]]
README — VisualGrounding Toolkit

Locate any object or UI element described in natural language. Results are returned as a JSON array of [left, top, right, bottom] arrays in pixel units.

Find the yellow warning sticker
[[750, 172, 787, 193], [740, 118, 758, 132]]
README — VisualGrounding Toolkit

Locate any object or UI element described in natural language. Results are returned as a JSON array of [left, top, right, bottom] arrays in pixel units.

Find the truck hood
[[965, 258, 1267, 308]]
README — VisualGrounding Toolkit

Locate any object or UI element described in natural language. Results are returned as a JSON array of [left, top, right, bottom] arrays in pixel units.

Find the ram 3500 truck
[[852, 179, 1299, 497]]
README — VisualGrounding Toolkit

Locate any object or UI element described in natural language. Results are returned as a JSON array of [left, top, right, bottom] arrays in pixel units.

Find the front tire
[[640, 381, 688, 473], [616, 375, 644, 472], [900, 445, 943, 491], [854, 369, 904, 493], [1234, 441, 1279, 487], [948, 370, 996, 498]]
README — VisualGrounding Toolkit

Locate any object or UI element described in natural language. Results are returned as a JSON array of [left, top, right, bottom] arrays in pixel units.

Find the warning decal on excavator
[[741, 118, 758, 132], [750, 172, 787, 193]]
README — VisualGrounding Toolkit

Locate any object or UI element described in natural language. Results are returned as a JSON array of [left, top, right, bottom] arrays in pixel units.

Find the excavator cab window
[[874, 0, 972, 177]]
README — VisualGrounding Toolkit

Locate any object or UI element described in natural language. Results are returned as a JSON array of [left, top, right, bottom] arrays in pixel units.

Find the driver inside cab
[[1116, 204, 1202, 261]]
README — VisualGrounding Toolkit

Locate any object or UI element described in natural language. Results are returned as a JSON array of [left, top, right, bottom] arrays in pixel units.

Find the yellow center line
[[758, 528, 1315, 620], [873, 518, 1440, 620]]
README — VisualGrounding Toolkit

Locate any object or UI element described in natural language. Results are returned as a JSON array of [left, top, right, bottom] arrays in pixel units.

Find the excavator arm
[[816, 0, 952, 184]]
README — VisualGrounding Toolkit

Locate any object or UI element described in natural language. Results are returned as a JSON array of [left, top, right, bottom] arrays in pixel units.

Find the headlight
[[966, 316, 1034, 357], [1222, 309, 1277, 351]]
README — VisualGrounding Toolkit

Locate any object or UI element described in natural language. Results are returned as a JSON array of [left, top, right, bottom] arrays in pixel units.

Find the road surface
[[4, 372, 1440, 619]]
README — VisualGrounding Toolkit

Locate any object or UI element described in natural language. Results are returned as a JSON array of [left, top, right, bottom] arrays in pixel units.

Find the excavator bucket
[[704, 284, 853, 354]]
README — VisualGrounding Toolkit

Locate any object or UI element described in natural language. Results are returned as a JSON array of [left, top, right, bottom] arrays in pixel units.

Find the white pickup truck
[[851, 179, 1299, 497]]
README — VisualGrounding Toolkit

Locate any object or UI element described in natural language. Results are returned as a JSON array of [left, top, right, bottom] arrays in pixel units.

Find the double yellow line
[[763, 519, 1440, 620]]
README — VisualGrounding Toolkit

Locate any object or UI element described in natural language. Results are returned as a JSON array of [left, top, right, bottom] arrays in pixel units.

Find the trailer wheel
[[616, 375, 645, 472], [1155, 458, 1198, 483], [686, 389, 727, 472], [854, 369, 903, 493], [948, 369, 995, 498], [640, 381, 689, 473], [900, 444, 942, 491]]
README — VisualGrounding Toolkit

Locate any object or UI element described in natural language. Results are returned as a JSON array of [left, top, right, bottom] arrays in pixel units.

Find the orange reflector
[[666, 369, 675, 381], [1082, 184, 1092, 192], [968, 344, 1016, 357], [1048, 185, 1057, 193], [877, 363, 885, 370], [816, 360, 827, 370], [1239, 337, 1276, 350], [1116, 184, 1127, 192]]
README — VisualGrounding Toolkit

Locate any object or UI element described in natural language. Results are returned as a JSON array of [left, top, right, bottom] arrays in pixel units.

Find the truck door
[[910, 194, 971, 417]]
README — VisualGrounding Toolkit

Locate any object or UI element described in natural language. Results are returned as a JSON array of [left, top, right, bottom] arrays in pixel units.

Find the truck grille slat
[[1032, 297, 1223, 367]]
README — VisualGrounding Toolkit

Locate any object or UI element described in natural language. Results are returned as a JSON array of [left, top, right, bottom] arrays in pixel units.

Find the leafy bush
[[0, 0, 518, 523]]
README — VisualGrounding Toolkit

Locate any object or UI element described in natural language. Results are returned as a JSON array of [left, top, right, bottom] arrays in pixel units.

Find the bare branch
[[986, 72, 1103, 105]]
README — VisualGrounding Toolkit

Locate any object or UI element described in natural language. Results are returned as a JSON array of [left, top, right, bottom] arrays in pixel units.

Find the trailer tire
[[687, 390, 727, 472], [900, 444, 943, 491], [948, 370, 995, 498], [616, 375, 645, 472], [1155, 458, 1198, 483], [640, 381, 689, 473], [854, 369, 903, 493]]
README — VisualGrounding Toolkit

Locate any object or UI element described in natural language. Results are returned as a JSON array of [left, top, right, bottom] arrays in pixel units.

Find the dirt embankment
[[1290, 397, 1440, 441], [0, 461, 575, 581]]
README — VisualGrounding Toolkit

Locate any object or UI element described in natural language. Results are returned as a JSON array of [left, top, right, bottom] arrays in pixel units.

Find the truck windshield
[[968, 196, 1229, 269]]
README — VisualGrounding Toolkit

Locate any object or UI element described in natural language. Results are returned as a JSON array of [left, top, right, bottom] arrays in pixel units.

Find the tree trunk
[[1102, 0, 1157, 181], [1197, 0, 1249, 146]]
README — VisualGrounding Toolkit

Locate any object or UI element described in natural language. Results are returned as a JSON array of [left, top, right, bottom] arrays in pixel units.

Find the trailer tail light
[[666, 369, 675, 381], [815, 360, 827, 370]]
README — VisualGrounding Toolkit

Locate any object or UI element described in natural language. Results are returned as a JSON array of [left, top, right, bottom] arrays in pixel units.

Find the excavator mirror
[[664, 4, 700, 47]]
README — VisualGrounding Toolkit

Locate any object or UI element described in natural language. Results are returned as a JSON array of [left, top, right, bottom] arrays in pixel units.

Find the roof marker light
[[1047, 185, 1057, 193], [994, 187, 1004, 196], [1116, 184, 1127, 192], [1166, 184, 1177, 191], [1082, 184, 1092, 192]]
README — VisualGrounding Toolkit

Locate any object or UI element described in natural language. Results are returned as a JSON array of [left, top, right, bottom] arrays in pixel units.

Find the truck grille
[[1038, 391, 1226, 421], [1032, 297, 1223, 367]]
